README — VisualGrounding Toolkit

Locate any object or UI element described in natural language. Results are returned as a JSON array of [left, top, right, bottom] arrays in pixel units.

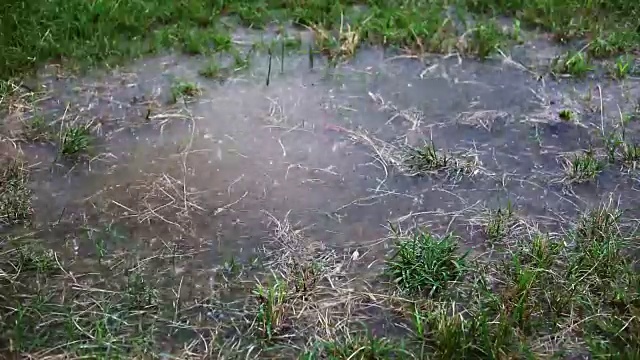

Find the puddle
[[14, 33, 640, 270]]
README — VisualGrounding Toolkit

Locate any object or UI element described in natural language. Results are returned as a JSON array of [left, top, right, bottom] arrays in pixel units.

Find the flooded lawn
[[1, 4, 639, 359]]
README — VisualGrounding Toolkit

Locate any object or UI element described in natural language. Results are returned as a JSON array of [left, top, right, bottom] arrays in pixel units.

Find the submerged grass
[[0, 187, 638, 358], [1, 0, 640, 359]]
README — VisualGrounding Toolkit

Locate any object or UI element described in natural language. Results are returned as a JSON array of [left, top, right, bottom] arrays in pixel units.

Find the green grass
[[0, 159, 32, 226], [1, 0, 639, 80], [59, 123, 93, 156], [404, 141, 452, 174], [22, 115, 51, 142], [484, 203, 515, 243], [253, 276, 289, 341], [386, 229, 469, 296], [558, 109, 575, 121], [552, 51, 593, 77], [170, 80, 201, 103], [0, 205, 638, 358], [610, 55, 634, 79], [304, 331, 409, 359], [199, 59, 225, 79], [563, 149, 603, 183]]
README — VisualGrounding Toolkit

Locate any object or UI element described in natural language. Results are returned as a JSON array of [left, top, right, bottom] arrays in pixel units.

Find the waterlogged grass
[[0, 201, 638, 358], [0, 159, 32, 226], [1, 0, 640, 358], [170, 80, 202, 103], [563, 149, 604, 183], [59, 123, 93, 156], [1, 0, 640, 79]]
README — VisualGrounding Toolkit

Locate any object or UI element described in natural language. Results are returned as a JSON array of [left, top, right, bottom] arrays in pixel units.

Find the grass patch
[[404, 141, 452, 174], [558, 109, 575, 121], [484, 203, 515, 243], [468, 19, 506, 59], [305, 331, 409, 359], [170, 80, 201, 103], [199, 59, 225, 79], [0, 159, 32, 226], [621, 142, 640, 169], [552, 51, 592, 77], [1, 0, 639, 79], [386, 229, 468, 297], [610, 55, 634, 79], [563, 149, 603, 183], [59, 123, 93, 156], [22, 115, 52, 142]]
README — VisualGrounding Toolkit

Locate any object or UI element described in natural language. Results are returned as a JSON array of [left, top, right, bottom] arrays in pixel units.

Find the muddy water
[[22, 38, 640, 266]]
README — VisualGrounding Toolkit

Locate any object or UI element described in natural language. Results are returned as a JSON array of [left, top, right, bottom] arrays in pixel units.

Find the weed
[[621, 142, 640, 168], [610, 55, 634, 79], [22, 115, 51, 142], [470, 20, 505, 59], [15, 243, 59, 274], [253, 276, 289, 340], [485, 203, 515, 243], [558, 109, 575, 121], [170, 80, 201, 103], [309, 331, 408, 360], [199, 59, 224, 79], [386, 230, 468, 296], [603, 131, 624, 163], [511, 19, 523, 43], [552, 51, 592, 77], [0, 159, 32, 226], [563, 149, 603, 183], [405, 141, 450, 174], [59, 124, 92, 156]]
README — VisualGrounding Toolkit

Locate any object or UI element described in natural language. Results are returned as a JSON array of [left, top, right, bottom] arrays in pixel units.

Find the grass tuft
[[404, 141, 451, 174], [386, 230, 468, 296], [552, 51, 592, 77], [59, 124, 93, 156], [170, 80, 201, 103], [253, 276, 290, 341], [0, 159, 32, 226], [563, 149, 603, 183]]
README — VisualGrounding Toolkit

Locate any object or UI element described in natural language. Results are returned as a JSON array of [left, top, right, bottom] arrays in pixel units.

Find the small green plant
[[124, 270, 159, 310], [512, 19, 522, 43], [199, 59, 223, 79], [485, 203, 515, 243], [603, 131, 624, 163], [310, 331, 405, 360], [15, 243, 58, 274], [405, 141, 450, 174], [563, 150, 603, 183], [181, 29, 231, 55], [386, 230, 468, 296], [170, 80, 201, 103], [610, 55, 633, 79], [558, 109, 574, 121], [23, 115, 51, 141], [253, 276, 289, 341], [523, 233, 562, 269], [59, 124, 92, 156], [0, 159, 32, 226], [471, 20, 505, 59], [621, 142, 640, 168], [589, 36, 616, 58], [552, 51, 592, 77]]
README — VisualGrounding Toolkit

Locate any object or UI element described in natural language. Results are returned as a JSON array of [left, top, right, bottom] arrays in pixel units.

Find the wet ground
[[8, 26, 640, 275]]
